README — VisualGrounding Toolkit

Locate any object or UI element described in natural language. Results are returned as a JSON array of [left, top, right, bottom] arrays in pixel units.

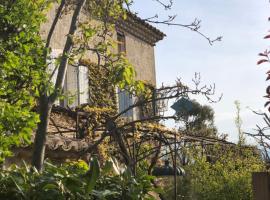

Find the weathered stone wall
[[40, 4, 72, 50], [40, 4, 158, 117], [40, 5, 94, 107], [40, 4, 157, 86], [125, 31, 156, 86]]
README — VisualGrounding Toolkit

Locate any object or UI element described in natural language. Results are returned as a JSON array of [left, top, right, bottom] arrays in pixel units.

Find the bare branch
[[153, 0, 173, 10], [145, 17, 222, 45]]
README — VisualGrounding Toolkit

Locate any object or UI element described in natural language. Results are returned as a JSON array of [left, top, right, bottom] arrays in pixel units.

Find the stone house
[[40, 5, 165, 120], [5, 5, 165, 166]]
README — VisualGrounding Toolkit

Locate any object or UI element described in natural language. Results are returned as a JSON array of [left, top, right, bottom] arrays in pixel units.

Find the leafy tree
[[175, 99, 217, 137], [173, 99, 218, 166], [246, 2, 270, 163], [0, 0, 49, 163]]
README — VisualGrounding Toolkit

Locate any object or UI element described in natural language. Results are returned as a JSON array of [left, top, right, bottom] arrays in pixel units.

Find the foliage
[[0, 0, 50, 162], [94, 168, 156, 200], [246, 7, 270, 163], [176, 99, 217, 137], [0, 158, 156, 200], [257, 15, 270, 111], [0, 104, 39, 163], [86, 61, 118, 109], [0, 0, 49, 104], [71, 0, 146, 98], [177, 145, 264, 200]]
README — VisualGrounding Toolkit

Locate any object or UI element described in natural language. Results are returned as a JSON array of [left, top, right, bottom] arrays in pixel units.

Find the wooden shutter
[[118, 89, 133, 119]]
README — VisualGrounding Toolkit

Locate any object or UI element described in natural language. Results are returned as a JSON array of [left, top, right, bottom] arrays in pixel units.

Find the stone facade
[[5, 5, 165, 166], [125, 31, 156, 85], [41, 4, 165, 109]]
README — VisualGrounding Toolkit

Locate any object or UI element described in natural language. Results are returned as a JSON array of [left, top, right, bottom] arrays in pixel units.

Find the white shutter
[[47, 50, 89, 107], [78, 66, 89, 104], [66, 64, 78, 107], [47, 49, 63, 106], [48, 49, 62, 85]]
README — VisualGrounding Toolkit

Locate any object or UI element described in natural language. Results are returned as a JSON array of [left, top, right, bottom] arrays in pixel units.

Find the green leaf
[[102, 160, 113, 175], [43, 183, 59, 191], [85, 156, 100, 193]]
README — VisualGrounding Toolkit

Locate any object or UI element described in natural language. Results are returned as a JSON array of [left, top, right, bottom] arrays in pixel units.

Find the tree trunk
[[32, 95, 52, 171], [148, 141, 162, 175], [50, 0, 86, 102], [114, 130, 132, 168], [107, 120, 132, 168], [31, 0, 86, 171]]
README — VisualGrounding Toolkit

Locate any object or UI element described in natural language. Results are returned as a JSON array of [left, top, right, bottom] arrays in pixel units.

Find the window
[[117, 32, 126, 53], [66, 64, 89, 107], [117, 32, 133, 118], [118, 89, 133, 119], [48, 49, 89, 108]]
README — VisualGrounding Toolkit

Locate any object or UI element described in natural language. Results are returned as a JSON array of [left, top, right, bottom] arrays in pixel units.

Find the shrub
[[178, 145, 264, 200], [0, 158, 156, 200]]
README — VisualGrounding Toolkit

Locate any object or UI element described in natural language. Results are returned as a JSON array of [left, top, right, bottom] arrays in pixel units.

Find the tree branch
[[49, 0, 86, 103]]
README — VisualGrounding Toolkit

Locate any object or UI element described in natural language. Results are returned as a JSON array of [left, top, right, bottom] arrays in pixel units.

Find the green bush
[[177, 145, 264, 200], [0, 159, 156, 200]]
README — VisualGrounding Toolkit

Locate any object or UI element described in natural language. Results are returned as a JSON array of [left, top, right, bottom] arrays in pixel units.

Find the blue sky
[[132, 0, 270, 142]]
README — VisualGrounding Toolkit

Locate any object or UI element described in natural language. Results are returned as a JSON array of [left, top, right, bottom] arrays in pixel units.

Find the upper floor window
[[117, 32, 126, 53], [48, 49, 89, 108]]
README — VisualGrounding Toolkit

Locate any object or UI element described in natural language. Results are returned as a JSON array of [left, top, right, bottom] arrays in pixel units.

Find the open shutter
[[78, 65, 89, 104], [118, 89, 133, 119], [66, 64, 78, 107], [48, 50, 89, 107]]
